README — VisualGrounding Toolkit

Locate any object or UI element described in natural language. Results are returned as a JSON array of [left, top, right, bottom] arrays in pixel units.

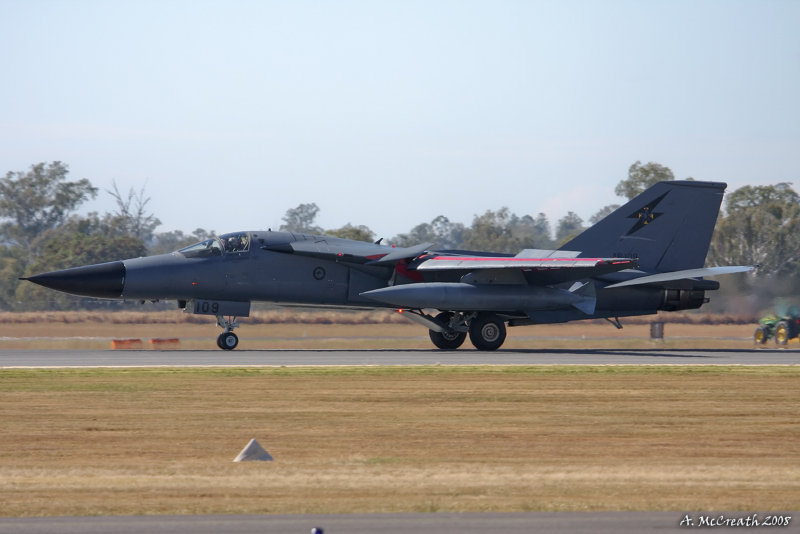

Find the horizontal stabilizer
[[604, 266, 756, 289]]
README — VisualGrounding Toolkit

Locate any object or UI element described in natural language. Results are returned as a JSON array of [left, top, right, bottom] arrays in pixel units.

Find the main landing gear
[[468, 313, 507, 351], [427, 311, 507, 351], [429, 312, 468, 349], [216, 315, 240, 350]]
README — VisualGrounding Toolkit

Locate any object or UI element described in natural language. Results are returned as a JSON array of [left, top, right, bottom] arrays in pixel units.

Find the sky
[[1, 0, 798, 241]]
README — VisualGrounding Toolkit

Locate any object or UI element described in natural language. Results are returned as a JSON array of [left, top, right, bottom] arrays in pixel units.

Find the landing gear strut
[[216, 315, 240, 350]]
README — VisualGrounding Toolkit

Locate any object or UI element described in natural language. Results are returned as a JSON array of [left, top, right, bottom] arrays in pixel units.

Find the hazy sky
[[1, 0, 798, 240]]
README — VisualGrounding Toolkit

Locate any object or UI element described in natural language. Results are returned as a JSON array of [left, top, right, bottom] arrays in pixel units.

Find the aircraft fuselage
[[22, 181, 753, 350]]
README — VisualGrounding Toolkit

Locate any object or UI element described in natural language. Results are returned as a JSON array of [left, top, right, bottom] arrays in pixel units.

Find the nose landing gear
[[216, 315, 240, 350]]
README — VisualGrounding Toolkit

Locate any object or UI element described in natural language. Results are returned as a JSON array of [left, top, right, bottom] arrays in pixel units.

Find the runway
[[7, 511, 789, 534], [0, 347, 798, 367]]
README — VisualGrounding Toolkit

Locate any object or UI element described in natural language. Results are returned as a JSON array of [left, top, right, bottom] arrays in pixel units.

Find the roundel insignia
[[313, 267, 326, 280]]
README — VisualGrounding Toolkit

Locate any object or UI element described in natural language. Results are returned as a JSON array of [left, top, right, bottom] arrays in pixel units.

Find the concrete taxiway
[[0, 347, 798, 367]]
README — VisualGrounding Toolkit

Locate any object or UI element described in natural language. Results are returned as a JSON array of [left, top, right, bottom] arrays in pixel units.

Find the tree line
[[1, 160, 798, 311]]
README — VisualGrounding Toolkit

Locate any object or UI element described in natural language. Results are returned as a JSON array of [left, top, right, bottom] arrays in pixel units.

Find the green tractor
[[754, 314, 800, 346]]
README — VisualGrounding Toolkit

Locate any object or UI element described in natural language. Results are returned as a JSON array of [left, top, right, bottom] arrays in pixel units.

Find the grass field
[[1, 366, 799, 517]]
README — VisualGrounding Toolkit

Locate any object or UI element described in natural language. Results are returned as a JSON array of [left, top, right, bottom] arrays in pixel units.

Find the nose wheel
[[216, 315, 240, 350]]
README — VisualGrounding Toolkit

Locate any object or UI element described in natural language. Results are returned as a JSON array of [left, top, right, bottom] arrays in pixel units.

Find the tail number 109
[[187, 299, 251, 317], [194, 300, 220, 314]]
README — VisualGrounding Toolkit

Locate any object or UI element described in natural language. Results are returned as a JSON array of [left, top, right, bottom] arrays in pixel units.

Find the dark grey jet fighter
[[23, 181, 753, 350]]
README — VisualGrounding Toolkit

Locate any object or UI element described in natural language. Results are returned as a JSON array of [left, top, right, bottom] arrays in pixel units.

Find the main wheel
[[219, 332, 239, 350], [775, 321, 790, 346], [754, 326, 768, 344], [468, 313, 507, 351], [429, 312, 467, 350]]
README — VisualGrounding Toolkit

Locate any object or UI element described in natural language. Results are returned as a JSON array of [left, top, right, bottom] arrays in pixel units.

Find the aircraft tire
[[468, 313, 506, 351], [219, 332, 239, 350], [429, 312, 466, 350]]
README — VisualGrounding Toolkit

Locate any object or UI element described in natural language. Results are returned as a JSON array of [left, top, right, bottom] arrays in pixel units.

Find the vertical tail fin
[[560, 181, 726, 272]]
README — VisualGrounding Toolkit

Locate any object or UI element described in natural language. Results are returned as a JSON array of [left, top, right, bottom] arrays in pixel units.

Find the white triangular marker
[[233, 438, 274, 462]]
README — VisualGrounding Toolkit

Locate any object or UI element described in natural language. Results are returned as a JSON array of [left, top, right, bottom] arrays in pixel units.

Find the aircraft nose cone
[[21, 261, 125, 299]]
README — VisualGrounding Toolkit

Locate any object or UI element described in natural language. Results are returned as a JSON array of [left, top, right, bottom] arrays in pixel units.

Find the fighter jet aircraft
[[22, 180, 752, 350]]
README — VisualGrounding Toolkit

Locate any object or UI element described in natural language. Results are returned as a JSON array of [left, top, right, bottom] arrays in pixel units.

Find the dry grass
[[1, 366, 799, 516]]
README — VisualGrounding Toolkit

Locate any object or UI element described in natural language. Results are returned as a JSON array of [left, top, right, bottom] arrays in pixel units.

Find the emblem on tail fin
[[626, 191, 668, 235]]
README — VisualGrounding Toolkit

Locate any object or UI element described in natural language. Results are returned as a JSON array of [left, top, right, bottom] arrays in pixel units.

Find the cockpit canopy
[[178, 238, 221, 258], [178, 232, 250, 258], [221, 232, 250, 253]]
